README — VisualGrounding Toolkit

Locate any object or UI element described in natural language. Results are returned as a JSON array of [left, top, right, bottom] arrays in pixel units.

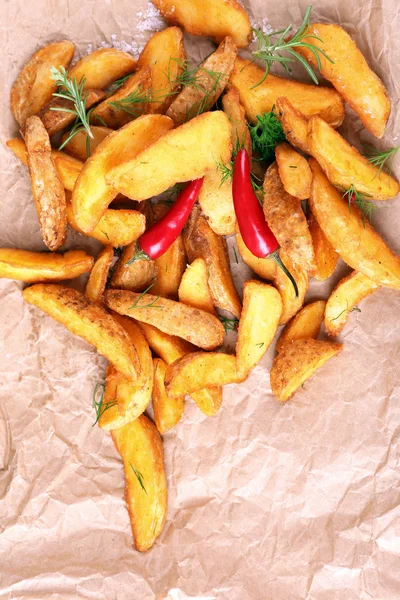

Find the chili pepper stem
[[270, 249, 299, 298], [125, 248, 151, 266]]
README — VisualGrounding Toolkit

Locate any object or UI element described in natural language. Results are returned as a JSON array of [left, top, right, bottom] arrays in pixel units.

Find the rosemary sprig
[[128, 283, 163, 309], [130, 464, 147, 494], [92, 382, 117, 426], [108, 86, 154, 116], [341, 185, 376, 225], [248, 110, 286, 162], [330, 301, 361, 322], [108, 73, 132, 93], [251, 5, 334, 87], [219, 316, 239, 333], [364, 144, 400, 174]]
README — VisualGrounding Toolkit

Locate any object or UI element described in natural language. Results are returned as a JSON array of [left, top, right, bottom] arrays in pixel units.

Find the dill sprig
[[130, 464, 147, 494], [219, 316, 239, 333], [108, 73, 132, 93], [251, 5, 334, 87], [108, 86, 154, 116], [92, 382, 117, 426], [364, 144, 400, 174], [248, 110, 286, 163], [330, 301, 361, 322], [128, 282, 163, 309], [341, 185, 376, 225]]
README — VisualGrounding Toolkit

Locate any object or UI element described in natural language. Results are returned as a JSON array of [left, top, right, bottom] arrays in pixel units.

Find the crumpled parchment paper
[[1, 1, 400, 599]]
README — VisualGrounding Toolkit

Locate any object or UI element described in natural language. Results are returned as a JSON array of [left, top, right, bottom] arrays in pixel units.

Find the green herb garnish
[[92, 382, 117, 426], [130, 464, 147, 494], [128, 283, 163, 309], [364, 144, 400, 174], [248, 110, 286, 163], [219, 316, 239, 333], [341, 185, 376, 225]]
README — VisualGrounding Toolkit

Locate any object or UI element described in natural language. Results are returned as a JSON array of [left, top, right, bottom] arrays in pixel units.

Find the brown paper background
[[1, 1, 400, 599]]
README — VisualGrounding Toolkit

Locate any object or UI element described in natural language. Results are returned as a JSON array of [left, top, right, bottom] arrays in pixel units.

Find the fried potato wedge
[[68, 48, 136, 90], [236, 228, 276, 281], [104, 289, 224, 350], [106, 111, 232, 201], [198, 169, 235, 235], [276, 300, 326, 353], [183, 205, 241, 318], [152, 0, 252, 48], [309, 159, 400, 289], [11, 40, 75, 127], [111, 414, 167, 552], [222, 87, 252, 157], [296, 24, 390, 138], [90, 67, 152, 129], [325, 270, 379, 337], [189, 387, 223, 416], [25, 116, 67, 251], [263, 162, 316, 274], [236, 281, 282, 377], [308, 211, 339, 281], [229, 58, 345, 126], [153, 358, 184, 434], [72, 114, 173, 233], [0, 249, 93, 282], [110, 242, 157, 292], [38, 89, 105, 136], [166, 37, 237, 125], [271, 339, 343, 402], [62, 126, 112, 161], [178, 258, 216, 315], [23, 284, 140, 379], [307, 117, 399, 200], [275, 142, 312, 200], [138, 27, 186, 114], [85, 246, 114, 303], [276, 97, 309, 153]]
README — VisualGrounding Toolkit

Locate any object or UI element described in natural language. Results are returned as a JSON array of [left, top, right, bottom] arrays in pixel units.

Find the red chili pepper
[[127, 178, 204, 264], [232, 149, 298, 297]]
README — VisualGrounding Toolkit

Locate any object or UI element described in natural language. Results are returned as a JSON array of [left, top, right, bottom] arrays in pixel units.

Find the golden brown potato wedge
[[183, 205, 241, 318], [0, 249, 93, 282], [307, 117, 399, 200], [24, 116, 67, 251], [38, 89, 105, 137], [23, 284, 140, 379], [222, 86, 252, 157], [72, 114, 173, 233], [276, 300, 326, 353], [178, 258, 216, 315], [270, 339, 343, 402], [189, 387, 223, 417], [11, 41, 75, 127], [309, 159, 400, 289], [111, 414, 167, 552], [106, 111, 232, 201], [137, 27, 186, 114], [110, 241, 157, 292], [276, 97, 309, 154], [104, 289, 224, 350], [324, 271, 380, 337], [236, 281, 282, 377], [198, 169, 235, 235], [236, 228, 276, 281], [153, 358, 185, 434], [62, 126, 112, 161], [166, 37, 237, 125], [85, 246, 114, 303], [68, 48, 136, 90], [229, 58, 345, 126], [152, 0, 252, 48], [263, 162, 316, 275], [308, 211, 338, 281], [296, 24, 390, 138], [275, 142, 312, 200]]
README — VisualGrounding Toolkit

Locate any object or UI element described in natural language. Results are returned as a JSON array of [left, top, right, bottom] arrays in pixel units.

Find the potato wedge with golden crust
[[178, 258, 216, 315], [190, 387, 223, 417], [325, 271, 380, 338], [24, 116, 67, 251], [276, 97, 309, 154], [111, 414, 167, 552], [270, 339, 343, 402], [183, 205, 241, 318], [152, 0, 252, 48], [296, 24, 390, 138], [236, 228, 276, 281], [72, 114, 173, 233], [0, 249, 93, 282], [106, 111, 232, 201], [229, 58, 345, 126], [263, 162, 316, 275], [62, 126, 112, 161], [38, 89, 105, 137], [110, 242, 157, 292], [23, 284, 140, 379], [104, 289, 224, 350], [308, 211, 338, 281], [236, 282, 282, 377], [153, 358, 184, 434], [11, 41, 75, 127], [166, 37, 237, 125], [309, 159, 400, 289], [198, 169, 235, 236], [138, 27, 186, 114], [68, 48, 136, 90], [276, 300, 326, 353], [222, 87, 252, 157], [275, 142, 312, 200], [85, 246, 114, 303], [307, 117, 399, 200]]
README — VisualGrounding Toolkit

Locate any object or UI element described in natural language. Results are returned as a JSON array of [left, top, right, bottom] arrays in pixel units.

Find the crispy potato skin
[[153, 358, 184, 434], [270, 339, 343, 402], [178, 258, 216, 315], [85, 246, 114, 303], [222, 87, 252, 158], [198, 169, 235, 235], [38, 89, 105, 136], [111, 415, 167, 552], [25, 116, 67, 251], [324, 271, 379, 337], [307, 117, 399, 200], [152, 0, 252, 48], [23, 284, 140, 379], [296, 24, 390, 138], [309, 159, 400, 290], [275, 142, 312, 200], [68, 48, 136, 90], [276, 97, 309, 153], [229, 58, 345, 126], [11, 41, 75, 126], [308, 211, 339, 281], [276, 300, 326, 353], [62, 126, 112, 161], [110, 241, 158, 292], [104, 289, 225, 350], [0, 249, 93, 282]]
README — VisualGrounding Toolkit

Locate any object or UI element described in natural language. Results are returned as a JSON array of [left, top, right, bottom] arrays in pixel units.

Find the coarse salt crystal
[[136, 2, 165, 32]]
